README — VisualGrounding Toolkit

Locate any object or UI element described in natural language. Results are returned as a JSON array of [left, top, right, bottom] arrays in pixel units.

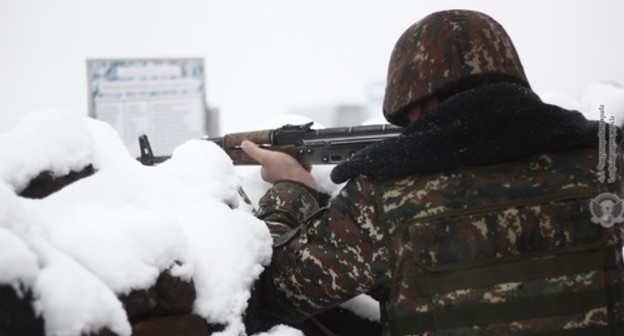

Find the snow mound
[[0, 109, 275, 336]]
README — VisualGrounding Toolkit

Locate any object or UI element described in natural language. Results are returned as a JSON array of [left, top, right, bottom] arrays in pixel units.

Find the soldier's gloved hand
[[241, 140, 316, 189]]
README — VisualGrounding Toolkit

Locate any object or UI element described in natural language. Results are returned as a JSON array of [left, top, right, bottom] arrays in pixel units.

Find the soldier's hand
[[241, 140, 316, 189]]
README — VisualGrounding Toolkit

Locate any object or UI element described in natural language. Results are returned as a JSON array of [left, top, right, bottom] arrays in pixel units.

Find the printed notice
[[87, 58, 206, 157]]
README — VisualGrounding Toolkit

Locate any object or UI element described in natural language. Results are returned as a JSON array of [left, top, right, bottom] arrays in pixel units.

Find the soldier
[[242, 9, 624, 335]]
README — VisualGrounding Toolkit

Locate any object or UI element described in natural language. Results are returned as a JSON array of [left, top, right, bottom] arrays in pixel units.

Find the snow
[[0, 109, 94, 193], [253, 325, 304, 336], [339, 295, 380, 322], [361, 116, 390, 126], [0, 109, 277, 336], [539, 89, 582, 112], [540, 82, 624, 125], [32, 237, 132, 336], [0, 227, 39, 295], [580, 82, 624, 125]]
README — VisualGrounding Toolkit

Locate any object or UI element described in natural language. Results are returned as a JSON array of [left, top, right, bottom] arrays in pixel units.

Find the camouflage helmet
[[383, 10, 530, 126]]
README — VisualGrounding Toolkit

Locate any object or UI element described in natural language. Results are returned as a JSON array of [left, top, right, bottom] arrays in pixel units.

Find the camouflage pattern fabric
[[256, 147, 624, 335], [383, 10, 528, 126]]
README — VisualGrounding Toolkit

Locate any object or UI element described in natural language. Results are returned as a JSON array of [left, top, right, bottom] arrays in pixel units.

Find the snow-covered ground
[[0, 110, 302, 336], [1, 82, 622, 336]]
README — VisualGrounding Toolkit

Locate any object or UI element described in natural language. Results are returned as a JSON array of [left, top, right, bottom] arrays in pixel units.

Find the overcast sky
[[0, 0, 622, 134]]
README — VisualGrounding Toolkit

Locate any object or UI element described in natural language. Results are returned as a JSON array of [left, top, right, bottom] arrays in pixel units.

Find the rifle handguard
[[223, 130, 273, 149], [224, 145, 298, 165]]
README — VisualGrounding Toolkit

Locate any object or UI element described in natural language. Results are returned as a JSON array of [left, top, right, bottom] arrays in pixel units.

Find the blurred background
[[1, 0, 623, 139]]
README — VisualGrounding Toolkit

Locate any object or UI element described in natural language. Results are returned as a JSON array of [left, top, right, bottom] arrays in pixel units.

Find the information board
[[87, 58, 207, 157]]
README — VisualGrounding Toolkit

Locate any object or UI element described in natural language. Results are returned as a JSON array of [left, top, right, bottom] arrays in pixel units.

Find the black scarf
[[331, 82, 611, 184]]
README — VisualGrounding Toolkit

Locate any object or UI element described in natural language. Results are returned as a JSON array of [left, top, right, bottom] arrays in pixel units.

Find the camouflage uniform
[[256, 148, 624, 336], [254, 9, 624, 336], [254, 83, 624, 336]]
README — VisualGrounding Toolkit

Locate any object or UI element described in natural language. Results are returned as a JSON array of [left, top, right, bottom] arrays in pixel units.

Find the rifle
[[138, 122, 404, 166]]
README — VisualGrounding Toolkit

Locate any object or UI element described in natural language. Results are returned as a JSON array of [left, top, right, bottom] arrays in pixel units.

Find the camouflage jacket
[[256, 148, 624, 335], [255, 84, 624, 335]]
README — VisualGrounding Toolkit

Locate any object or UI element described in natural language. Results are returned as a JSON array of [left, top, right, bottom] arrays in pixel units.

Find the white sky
[[0, 0, 623, 134]]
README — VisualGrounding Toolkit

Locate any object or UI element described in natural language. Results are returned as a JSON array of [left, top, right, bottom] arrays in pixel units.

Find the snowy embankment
[[0, 110, 302, 336]]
